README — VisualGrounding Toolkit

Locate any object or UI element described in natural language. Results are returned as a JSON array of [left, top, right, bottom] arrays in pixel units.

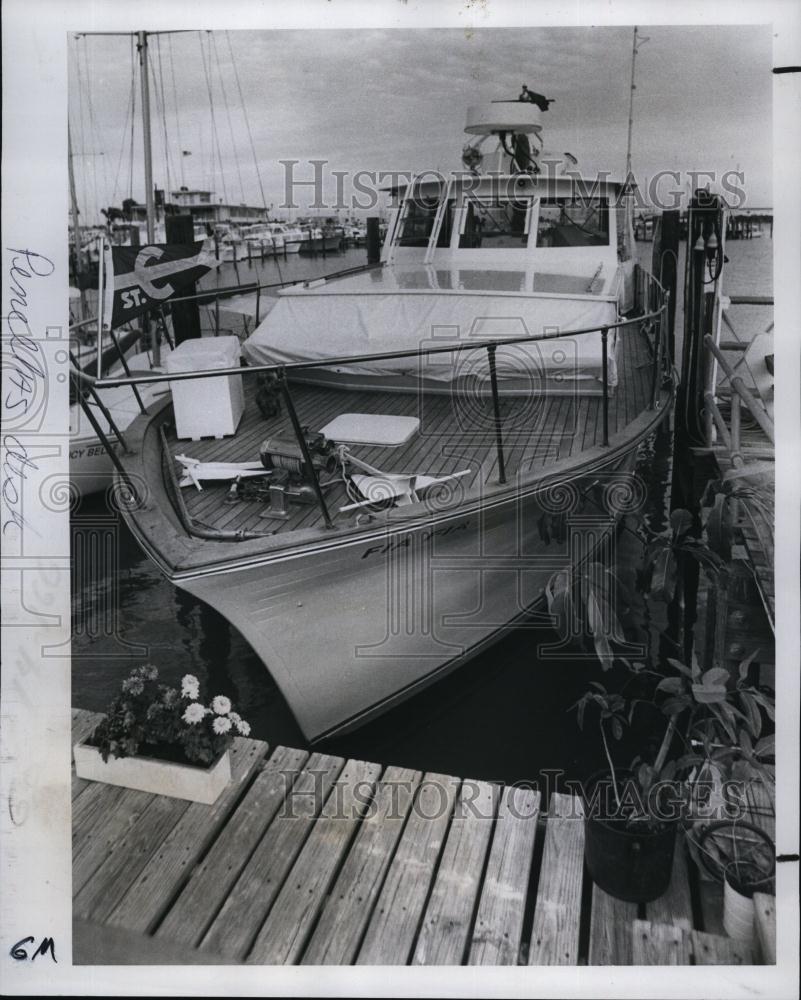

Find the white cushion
[[319, 413, 420, 447]]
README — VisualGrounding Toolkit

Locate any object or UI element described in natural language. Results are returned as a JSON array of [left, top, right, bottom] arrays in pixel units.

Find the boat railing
[[89, 261, 671, 531]]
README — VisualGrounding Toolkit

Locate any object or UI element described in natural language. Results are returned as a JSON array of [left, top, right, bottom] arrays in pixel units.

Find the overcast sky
[[68, 24, 773, 224]]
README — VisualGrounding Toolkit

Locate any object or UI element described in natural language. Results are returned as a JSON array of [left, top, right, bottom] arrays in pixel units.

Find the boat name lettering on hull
[[361, 521, 468, 558]]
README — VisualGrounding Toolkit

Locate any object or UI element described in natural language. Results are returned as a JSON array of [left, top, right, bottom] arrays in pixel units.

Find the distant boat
[[241, 221, 304, 254], [297, 224, 343, 255]]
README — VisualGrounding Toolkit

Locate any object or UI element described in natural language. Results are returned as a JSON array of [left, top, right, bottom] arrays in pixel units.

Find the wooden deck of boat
[[165, 326, 657, 537], [72, 709, 775, 967]]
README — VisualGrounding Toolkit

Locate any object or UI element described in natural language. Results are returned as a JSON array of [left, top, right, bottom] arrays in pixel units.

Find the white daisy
[[182, 702, 205, 725], [213, 716, 232, 735], [212, 695, 232, 715]]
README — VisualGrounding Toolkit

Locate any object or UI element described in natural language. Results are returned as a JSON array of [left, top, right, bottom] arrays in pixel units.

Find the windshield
[[535, 198, 610, 247], [458, 197, 530, 249]]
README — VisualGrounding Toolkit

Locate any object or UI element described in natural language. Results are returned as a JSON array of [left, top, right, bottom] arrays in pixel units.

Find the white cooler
[[166, 335, 245, 440]]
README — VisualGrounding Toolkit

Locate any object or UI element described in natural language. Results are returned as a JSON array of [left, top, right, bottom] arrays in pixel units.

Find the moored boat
[[95, 97, 673, 740]]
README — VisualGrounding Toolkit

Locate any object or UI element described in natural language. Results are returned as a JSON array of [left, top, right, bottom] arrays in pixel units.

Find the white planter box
[[73, 741, 231, 805]]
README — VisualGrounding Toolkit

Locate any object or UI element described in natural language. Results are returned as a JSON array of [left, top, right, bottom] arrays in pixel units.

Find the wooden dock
[[72, 710, 775, 966]]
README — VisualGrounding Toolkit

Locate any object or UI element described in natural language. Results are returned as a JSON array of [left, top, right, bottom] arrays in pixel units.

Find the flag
[[102, 239, 220, 330]]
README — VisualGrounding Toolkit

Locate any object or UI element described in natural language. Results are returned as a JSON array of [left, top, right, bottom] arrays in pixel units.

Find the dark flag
[[102, 239, 220, 329]]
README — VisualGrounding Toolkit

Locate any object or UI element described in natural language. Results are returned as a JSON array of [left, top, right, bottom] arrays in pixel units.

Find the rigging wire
[[80, 37, 101, 223], [128, 34, 137, 203], [198, 31, 229, 206], [167, 34, 187, 189], [111, 45, 136, 209], [226, 31, 268, 211], [71, 39, 90, 228], [150, 39, 174, 207], [211, 32, 246, 206]]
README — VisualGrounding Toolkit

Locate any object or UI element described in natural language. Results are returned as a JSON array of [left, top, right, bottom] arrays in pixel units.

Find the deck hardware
[[486, 344, 507, 483], [277, 371, 335, 529]]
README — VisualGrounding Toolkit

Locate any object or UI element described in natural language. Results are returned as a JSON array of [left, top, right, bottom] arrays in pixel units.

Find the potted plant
[[73, 665, 252, 804]]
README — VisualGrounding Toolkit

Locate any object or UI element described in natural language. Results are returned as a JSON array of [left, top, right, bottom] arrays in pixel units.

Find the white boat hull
[[177, 454, 636, 740]]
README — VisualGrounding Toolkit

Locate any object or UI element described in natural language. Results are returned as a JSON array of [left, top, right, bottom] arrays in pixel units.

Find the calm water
[[70, 234, 772, 784]]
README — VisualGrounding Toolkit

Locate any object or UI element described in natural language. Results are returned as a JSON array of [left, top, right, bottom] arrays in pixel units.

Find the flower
[[182, 702, 206, 725], [229, 712, 241, 724], [122, 678, 144, 695], [141, 664, 158, 681], [212, 716, 232, 735], [162, 688, 179, 706], [212, 695, 232, 715], [235, 719, 251, 737], [181, 674, 200, 699]]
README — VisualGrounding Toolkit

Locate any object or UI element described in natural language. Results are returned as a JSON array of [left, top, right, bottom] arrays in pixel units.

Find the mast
[[68, 125, 87, 322], [624, 27, 648, 244], [624, 26, 639, 183], [137, 30, 160, 364], [137, 30, 156, 243]]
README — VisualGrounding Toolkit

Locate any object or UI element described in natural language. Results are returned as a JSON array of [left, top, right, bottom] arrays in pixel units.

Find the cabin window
[[535, 198, 610, 247], [458, 197, 531, 249], [395, 195, 455, 248]]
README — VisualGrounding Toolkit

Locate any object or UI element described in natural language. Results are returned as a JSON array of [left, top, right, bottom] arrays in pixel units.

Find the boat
[[70, 343, 174, 497], [241, 221, 304, 254], [97, 97, 672, 741], [297, 220, 344, 255]]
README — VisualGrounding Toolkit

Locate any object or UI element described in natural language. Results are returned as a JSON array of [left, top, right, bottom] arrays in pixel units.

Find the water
[[70, 236, 772, 784]]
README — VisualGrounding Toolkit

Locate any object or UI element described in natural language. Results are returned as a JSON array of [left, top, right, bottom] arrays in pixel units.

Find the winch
[[240, 429, 338, 519]]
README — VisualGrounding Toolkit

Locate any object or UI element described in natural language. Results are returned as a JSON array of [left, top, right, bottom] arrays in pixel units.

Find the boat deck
[[72, 709, 776, 967], [165, 324, 658, 538]]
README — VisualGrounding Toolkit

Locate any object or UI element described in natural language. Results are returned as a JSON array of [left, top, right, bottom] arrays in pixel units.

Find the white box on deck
[[166, 335, 244, 440]]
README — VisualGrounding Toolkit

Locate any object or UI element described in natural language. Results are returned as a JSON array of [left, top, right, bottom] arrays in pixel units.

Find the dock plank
[[73, 787, 155, 896], [73, 793, 192, 923], [645, 836, 693, 931], [412, 779, 499, 966], [753, 892, 776, 964], [155, 745, 308, 946], [106, 737, 271, 933], [302, 766, 422, 965], [528, 793, 585, 966], [247, 757, 383, 964], [357, 773, 461, 965], [588, 886, 637, 965], [468, 785, 540, 965], [199, 751, 345, 960], [631, 919, 691, 965]]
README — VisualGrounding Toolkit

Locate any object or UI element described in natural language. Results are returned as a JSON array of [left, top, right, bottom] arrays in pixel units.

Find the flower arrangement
[[92, 664, 251, 767]]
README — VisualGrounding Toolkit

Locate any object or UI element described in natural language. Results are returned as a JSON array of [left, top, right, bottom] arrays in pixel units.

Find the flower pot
[[583, 773, 678, 902], [73, 741, 231, 805], [723, 872, 756, 943]]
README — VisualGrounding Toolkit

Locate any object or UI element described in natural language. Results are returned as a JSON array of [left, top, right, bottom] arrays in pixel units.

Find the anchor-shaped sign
[[105, 239, 220, 328]]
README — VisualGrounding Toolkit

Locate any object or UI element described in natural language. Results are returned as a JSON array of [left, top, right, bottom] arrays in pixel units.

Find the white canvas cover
[[242, 288, 619, 387]]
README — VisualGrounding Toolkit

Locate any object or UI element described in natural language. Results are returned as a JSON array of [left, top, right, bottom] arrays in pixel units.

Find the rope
[[167, 34, 186, 189], [226, 31, 268, 211], [129, 34, 137, 202], [111, 43, 136, 207], [198, 31, 229, 206], [212, 32, 246, 205], [81, 38, 101, 224], [152, 37, 174, 202]]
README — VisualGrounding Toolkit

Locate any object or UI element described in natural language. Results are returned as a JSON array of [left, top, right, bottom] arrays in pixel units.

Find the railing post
[[109, 327, 147, 415], [650, 313, 661, 409], [278, 371, 334, 529], [601, 326, 610, 445], [256, 285, 261, 325], [486, 345, 507, 484]]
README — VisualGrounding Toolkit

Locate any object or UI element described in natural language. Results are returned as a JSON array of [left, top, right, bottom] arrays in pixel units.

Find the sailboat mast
[[138, 30, 156, 243], [625, 26, 639, 181], [68, 124, 87, 321]]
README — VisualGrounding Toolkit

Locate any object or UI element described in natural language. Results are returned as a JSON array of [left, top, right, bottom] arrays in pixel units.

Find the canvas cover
[[242, 288, 620, 387]]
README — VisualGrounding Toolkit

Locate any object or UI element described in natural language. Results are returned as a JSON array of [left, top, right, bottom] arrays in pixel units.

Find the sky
[[68, 25, 774, 225]]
